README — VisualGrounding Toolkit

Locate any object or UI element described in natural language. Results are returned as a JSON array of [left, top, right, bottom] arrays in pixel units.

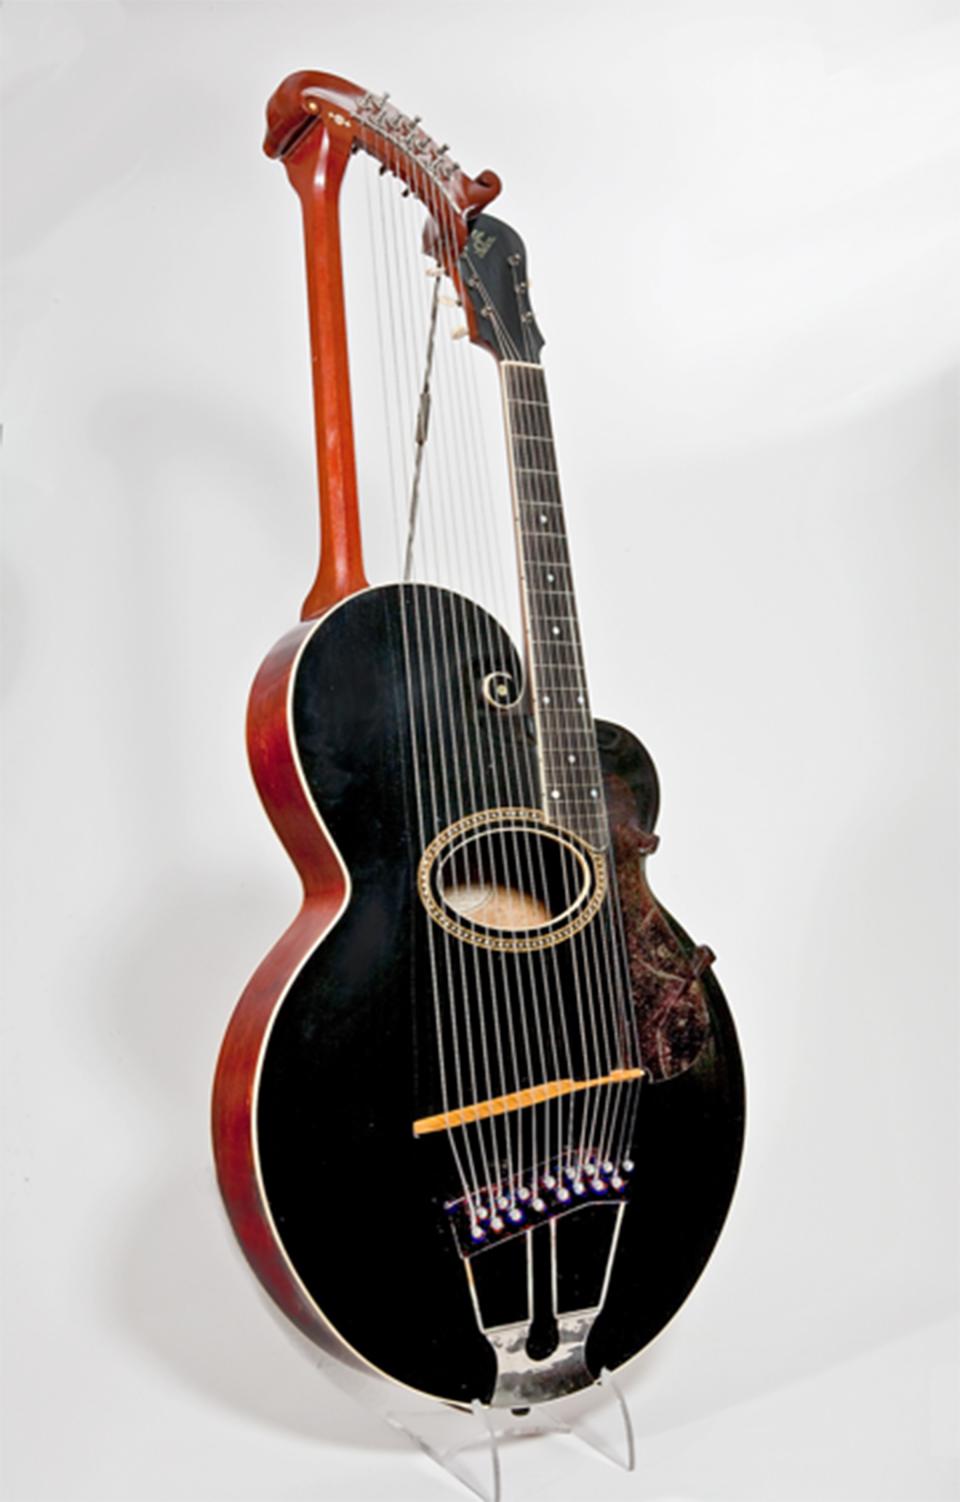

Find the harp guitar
[[212, 71, 744, 1410]]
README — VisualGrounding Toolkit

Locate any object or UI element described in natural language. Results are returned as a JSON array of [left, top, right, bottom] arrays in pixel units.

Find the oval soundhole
[[436, 829, 591, 934]]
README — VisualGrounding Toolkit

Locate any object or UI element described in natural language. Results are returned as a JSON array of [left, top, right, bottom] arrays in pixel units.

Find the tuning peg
[[451, 326, 469, 340], [437, 294, 459, 307]]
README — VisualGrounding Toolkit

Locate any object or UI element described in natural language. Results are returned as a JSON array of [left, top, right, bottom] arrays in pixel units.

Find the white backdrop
[[2, 3, 958, 1500]]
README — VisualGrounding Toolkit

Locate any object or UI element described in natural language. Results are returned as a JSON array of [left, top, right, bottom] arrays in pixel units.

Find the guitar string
[[364, 154, 483, 1213], [507, 291, 644, 1178], [505, 352, 625, 1181], [461, 257, 610, 1191], [480, 298, 616, 1187], [431, 244, 572, 1205], [452, 325, 580, 1197], [501, 357, 611, 1186], [504, 304, 645, 1171], [462, 261, 614, 1191]]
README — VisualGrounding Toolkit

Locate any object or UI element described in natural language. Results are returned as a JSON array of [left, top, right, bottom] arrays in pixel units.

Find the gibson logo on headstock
[[470, 228, 496, 258]]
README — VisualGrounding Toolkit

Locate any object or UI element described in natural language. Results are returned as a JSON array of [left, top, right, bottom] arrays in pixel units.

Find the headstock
[[458, 215, 544, 364]]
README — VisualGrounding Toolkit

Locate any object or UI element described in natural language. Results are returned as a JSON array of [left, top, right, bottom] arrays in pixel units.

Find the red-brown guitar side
[[210, 618, 362, 1360]]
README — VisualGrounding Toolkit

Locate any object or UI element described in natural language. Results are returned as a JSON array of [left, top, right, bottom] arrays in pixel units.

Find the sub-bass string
[[370, 151, 494, 1218], [385, 152, 519, 1218], [404, 171, 538, 1213], [399, 189, 527, 1220]]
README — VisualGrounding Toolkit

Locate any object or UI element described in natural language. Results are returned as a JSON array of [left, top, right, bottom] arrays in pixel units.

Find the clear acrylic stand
[[316, 1342, 635, 1502], [385, 1366, 635, 1502]]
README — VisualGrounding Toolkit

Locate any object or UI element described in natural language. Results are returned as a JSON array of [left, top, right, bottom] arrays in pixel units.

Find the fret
[[507, 411, 552, 433]]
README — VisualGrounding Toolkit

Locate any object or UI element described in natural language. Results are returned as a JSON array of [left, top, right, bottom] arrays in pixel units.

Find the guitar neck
[[500, 360, 607, 851]]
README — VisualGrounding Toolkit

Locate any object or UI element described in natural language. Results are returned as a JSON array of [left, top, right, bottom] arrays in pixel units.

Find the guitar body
[[213, 585, 744, 1406]]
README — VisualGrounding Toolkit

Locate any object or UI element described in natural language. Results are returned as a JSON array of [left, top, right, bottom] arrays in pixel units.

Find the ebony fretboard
[[501, 360, 607, 851]]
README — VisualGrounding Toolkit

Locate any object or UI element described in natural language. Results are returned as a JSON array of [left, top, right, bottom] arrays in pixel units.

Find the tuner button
[[451, 326, 469, 340]]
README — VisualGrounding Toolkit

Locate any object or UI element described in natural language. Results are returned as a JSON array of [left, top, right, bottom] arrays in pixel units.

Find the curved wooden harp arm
[[264, 71, 502, 619]]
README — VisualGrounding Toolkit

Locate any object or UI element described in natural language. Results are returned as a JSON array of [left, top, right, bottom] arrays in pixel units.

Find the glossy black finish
[[460, 214, 544, 362], [256, 584, 744, 1405]]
